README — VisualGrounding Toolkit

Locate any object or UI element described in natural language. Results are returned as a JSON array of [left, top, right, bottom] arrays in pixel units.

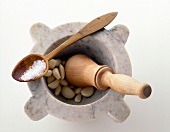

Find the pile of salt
[[20, 60, 46, 81]]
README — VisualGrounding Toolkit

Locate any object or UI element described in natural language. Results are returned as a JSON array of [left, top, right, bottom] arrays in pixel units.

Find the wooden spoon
[[65, 54, 152, 99], [12, 12, 118, 82]]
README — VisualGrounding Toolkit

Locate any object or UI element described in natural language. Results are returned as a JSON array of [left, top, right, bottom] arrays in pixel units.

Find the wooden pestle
[[65, 54, 152, 99]]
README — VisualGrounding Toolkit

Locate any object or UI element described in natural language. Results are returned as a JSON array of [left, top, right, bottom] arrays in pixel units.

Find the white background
[[0, 0, 170, 131]]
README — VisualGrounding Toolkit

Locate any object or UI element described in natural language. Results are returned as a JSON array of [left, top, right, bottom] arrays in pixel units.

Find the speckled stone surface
[[25, 22, 132, 122]]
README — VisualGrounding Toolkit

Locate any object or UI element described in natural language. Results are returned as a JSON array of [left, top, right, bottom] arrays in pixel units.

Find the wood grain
[[45, 12, 118, 60], [65, 54, 152, 99]]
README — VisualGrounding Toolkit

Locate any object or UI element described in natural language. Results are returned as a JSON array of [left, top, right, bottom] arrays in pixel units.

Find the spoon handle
[[45, 12, 118, 60]]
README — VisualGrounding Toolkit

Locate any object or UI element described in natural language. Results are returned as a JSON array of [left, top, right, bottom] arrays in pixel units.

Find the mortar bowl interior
[[43, 34, 114, 105]]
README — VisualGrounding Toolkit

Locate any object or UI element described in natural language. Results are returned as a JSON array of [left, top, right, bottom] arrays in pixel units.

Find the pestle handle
[[101, 71, 152, 99]]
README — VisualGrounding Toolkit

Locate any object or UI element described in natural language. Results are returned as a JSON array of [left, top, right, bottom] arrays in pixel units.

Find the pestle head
[[65, 54, 107, 89]]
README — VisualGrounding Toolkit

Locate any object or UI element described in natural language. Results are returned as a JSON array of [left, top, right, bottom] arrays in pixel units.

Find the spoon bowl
[[12, 54, 49, 82]]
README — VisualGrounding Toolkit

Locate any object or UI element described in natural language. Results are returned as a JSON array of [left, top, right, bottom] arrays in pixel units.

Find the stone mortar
[[25, 22, 132, 122]]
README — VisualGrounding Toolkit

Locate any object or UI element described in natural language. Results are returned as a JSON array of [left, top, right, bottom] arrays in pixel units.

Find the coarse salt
[[20, 60, 46, 81]]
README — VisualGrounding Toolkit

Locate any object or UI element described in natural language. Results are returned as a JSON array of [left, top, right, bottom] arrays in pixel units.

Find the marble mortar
[[25, 22, 132, 122]]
